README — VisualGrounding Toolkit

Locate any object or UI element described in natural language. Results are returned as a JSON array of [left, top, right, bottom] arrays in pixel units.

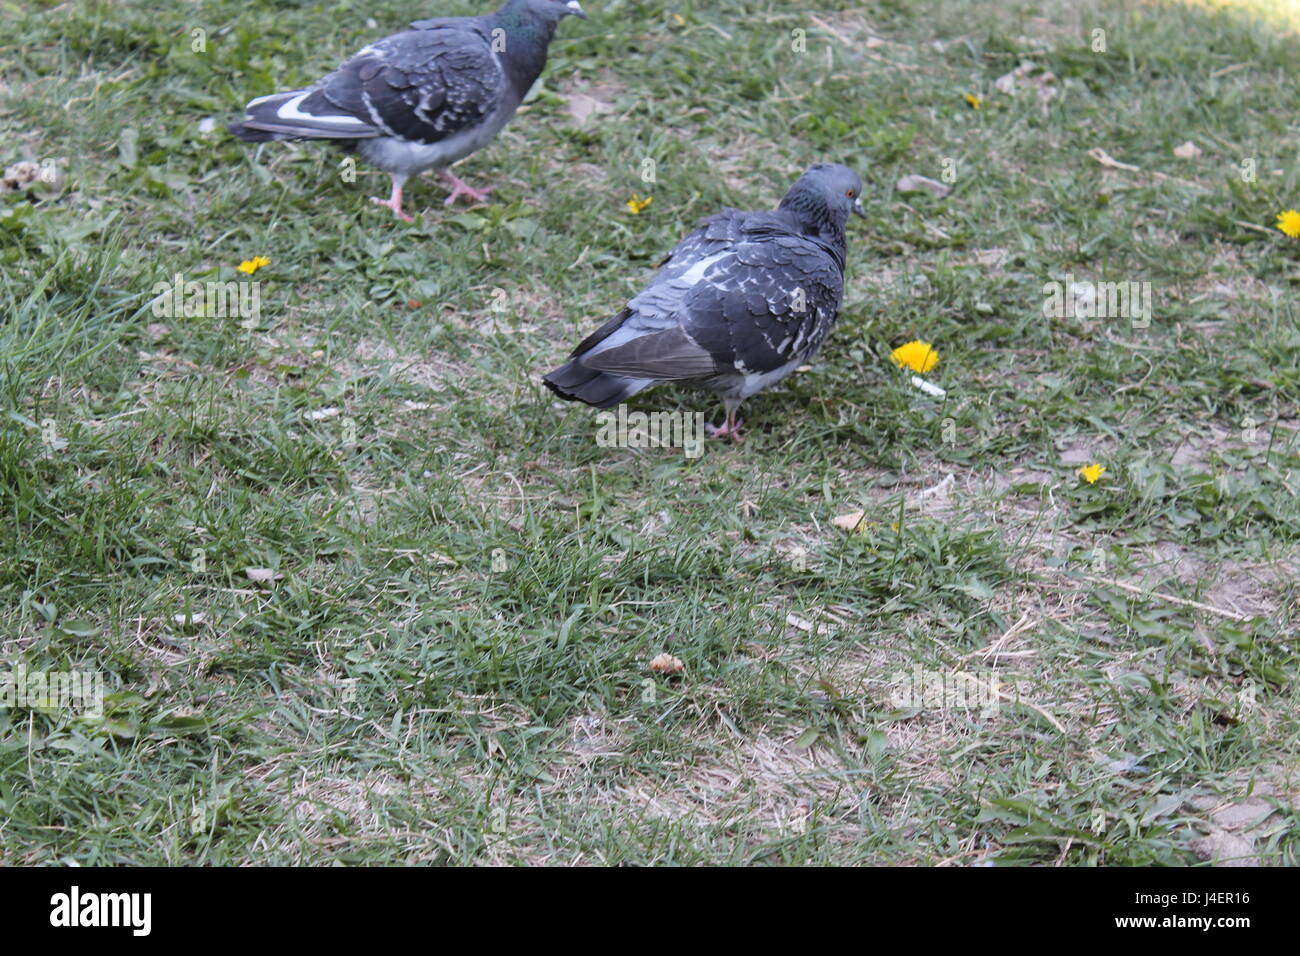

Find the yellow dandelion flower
[[964, 94, 982, 110], [671, 13, 686, 26], [237, 256, 271, 275], [890, 340, 940, 374], [626, 194, 652, 215], [1276, 209, 1300, 239], [1078, 463, 1106, 484]]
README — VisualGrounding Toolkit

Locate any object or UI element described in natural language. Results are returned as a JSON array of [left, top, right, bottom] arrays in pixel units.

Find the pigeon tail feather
[[543, 360, 650, 409], [227, 121, 281, 143], [229, 90, 378, 142]]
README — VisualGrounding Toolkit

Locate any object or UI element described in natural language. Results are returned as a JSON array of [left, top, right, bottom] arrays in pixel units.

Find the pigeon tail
[[543, 360, 651, 409], [227, 121, 282, 143], [228, 89, 377, 142]]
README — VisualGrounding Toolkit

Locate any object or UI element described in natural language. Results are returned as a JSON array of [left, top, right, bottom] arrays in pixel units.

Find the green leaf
[[794, 726, 821, 749], [947, 576, 995, 600], [448, 213, 487, 231], [505, 218, 542, 241], [54, 619, 100, 639], [118, 128, 139, 168]]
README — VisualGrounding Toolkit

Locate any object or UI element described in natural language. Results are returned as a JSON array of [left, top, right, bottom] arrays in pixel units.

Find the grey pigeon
[[544, 164, 864, 441], [228, 0, 587, 221]]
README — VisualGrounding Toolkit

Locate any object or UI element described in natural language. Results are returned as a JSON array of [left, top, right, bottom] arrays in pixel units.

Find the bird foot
[[705, 418, 746, 443], [441, 171, 492, 206], [370, 195, 415, 223]]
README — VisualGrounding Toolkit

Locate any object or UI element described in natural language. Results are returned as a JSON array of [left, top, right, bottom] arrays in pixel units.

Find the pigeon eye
[[845, 189, 856, 198]]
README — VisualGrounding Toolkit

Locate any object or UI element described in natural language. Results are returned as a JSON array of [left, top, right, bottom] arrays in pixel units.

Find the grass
[[0, 0, 1297, 865]]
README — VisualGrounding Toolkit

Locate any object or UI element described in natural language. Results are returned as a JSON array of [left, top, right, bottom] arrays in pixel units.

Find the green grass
[[1, 0, 1297, 865]]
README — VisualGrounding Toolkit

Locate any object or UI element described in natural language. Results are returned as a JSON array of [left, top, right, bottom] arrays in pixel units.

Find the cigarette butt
[[910, 376, 946, 399]]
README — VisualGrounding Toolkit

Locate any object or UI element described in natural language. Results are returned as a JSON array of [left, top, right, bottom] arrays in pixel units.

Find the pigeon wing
[[578, 325, 718, 378], [315, 28, 503, 143], [238, 27, 503, 142], [579, 233, 842, 381], [682, 235, 844, 375]]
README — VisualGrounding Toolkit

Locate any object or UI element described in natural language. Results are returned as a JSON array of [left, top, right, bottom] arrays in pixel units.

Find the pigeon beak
[[565, 0, 588, 18], [853, 197, 865, 217]]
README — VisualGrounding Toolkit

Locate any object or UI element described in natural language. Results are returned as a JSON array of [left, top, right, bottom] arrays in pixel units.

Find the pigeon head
[[777, 163, 865, 240], [508, 0, 588, 22]]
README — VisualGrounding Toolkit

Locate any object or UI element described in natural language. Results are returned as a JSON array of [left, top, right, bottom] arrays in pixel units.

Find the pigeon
[[543, 164, 864, 441], [228, 0, 587, 221]]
